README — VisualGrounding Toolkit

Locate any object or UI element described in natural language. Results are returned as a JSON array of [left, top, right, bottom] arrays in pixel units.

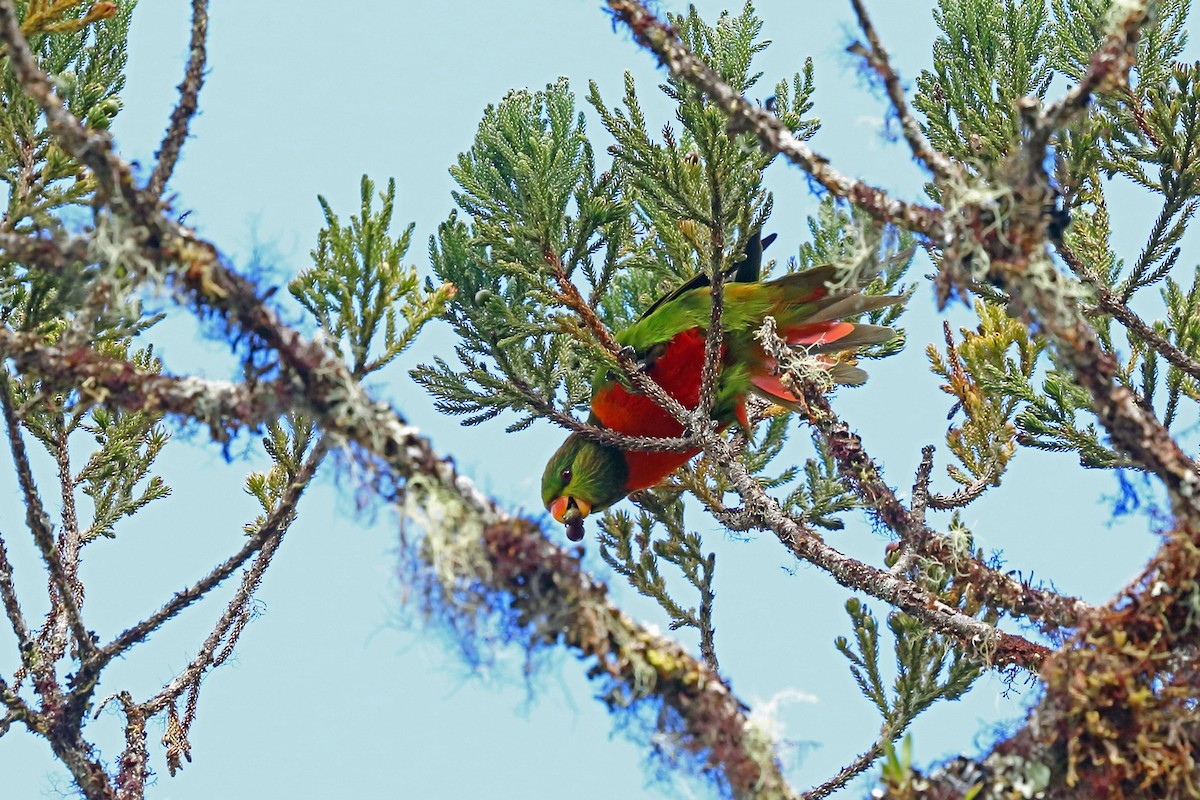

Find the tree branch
[[605, 0, 946, 238], [0, 326, 299, 438], [43, 425, 84, 669], [460, 514, 801, 799], [847, 0, 956, 181], [998, 4, 1200, 524], [0, 374, 95, 662], [802, 737, 884, 800], [797, 378, 1093, 631], [147, 0, 208, 198], [696, 167, 726, 428], [96, 440, 324, 679], [1058, 240, 1200, 384], [720, 437, 1049, 669], [0, 531, 36, 673], [926, 467, 997, 510], [113, 693, 147, 800]]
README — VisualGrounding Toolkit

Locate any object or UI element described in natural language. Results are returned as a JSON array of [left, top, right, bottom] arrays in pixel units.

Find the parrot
[[541, 232, 903, 541]]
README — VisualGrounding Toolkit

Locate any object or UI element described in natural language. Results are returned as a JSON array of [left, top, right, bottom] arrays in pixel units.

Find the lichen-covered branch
[[405, 466, 800, 798], [714, 434, 1049, 670], [479, 518, 796, 799], [0, 327, 300, 438]]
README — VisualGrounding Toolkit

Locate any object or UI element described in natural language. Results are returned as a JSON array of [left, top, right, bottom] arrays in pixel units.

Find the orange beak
[[549, 495, 591, 523]]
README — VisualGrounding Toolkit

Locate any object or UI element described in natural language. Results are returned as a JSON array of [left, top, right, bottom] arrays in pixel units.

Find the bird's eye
[[560, 468, 572, 484]]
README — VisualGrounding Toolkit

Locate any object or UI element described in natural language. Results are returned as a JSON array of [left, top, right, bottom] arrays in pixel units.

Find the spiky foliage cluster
[[1, 2, 136, 339], [915, 0, 1200, 485], [291, 176, 455, 379], [836, 593, 983, 749], [413, 78, 632, 430], [915, 0, 1053, 170], [597, 490, 719, 667], [928, 301, 1043, 493], [1, 0, 128, 235]]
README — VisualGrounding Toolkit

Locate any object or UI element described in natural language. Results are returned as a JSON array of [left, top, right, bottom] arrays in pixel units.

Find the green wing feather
[[618, 263, 865, 353]]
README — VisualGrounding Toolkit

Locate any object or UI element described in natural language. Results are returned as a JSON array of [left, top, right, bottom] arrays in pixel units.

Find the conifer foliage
[[1, 0, 1200, 798]]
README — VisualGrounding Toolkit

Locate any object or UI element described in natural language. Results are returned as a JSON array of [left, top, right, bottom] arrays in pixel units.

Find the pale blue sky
[[0, 1, 1172, 798]]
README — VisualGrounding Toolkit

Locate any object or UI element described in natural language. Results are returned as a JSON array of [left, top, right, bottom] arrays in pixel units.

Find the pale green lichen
[[403, 474, 491, 594], [754, 316, 836, 396]]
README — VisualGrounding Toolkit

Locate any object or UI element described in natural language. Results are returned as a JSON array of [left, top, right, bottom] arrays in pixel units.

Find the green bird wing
[[616, 264, 844, 355], [636, 231, 777, 321]]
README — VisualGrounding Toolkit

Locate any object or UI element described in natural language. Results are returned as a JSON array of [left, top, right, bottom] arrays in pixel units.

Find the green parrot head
[[541, 433, 629, 541]]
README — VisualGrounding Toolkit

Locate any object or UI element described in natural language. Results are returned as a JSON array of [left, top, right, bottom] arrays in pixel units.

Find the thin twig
[[927, 468, 998, 510], [0, 374, 94, 660], [547, 246, 696, 426], [847, 0, 956, 181], [695, 169, 725, 430], [802, 738, 885, 799], [1124, 85, 1164, 148], [1059, 240, 1200, 384], [697, 561, 718, 673], [509, 374, 697, 453], [890, 445, 936, 575], [0, 531, 35, 667], [1036, 2, 1148, 137], [147, 0, 208, 198], [138, 438, 324, 718], [910, 445, 935, 525], [141, 531, 282, 716], [0, 644, 38, 735], [97, 439, 324, 673]]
